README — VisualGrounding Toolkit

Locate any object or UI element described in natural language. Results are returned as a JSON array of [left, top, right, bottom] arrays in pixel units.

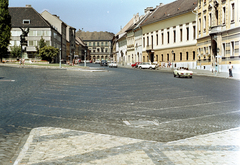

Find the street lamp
[[59, 48, 61, 68], [171, 50, 174, 70], [84, 50, 86, 67]]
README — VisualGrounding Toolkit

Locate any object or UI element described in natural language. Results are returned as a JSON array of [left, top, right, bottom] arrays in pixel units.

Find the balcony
[[209, 25, 222, 34], [146, 45, 153, 51]]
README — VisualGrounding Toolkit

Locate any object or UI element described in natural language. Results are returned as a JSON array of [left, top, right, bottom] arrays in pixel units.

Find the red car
[[131, 62, 141, 68]]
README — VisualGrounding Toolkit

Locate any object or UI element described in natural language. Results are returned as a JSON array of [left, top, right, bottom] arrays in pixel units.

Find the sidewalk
[[0, 63, 108, 72], [14, 127, 240, 165], [121, 65, 240, 81]]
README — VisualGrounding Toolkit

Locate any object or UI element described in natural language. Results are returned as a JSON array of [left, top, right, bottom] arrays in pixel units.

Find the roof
[[76, 31, 114, 41], [9, 6, 51, 28], [75, 37, 86, 46], [126, 11, 153, 32], [115, 17, 135, 36], [141, 0, 197, 27]]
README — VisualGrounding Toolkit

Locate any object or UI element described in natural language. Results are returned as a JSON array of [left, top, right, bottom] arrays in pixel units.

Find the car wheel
[[174, 73, 176, 77], [177, 74, 180, 78], [190, 76, 192, 78], [149, 67, 152, 70], [139, 67, 142, 69]]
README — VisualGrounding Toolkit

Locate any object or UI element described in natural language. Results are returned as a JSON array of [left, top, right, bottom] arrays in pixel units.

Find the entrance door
[[150, 53, 154, 62]]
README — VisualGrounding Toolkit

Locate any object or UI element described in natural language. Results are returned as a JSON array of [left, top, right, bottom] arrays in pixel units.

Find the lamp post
[[171, 50, 174, 70], [84, 49, 86, 67], [59, 48, 61, 68]]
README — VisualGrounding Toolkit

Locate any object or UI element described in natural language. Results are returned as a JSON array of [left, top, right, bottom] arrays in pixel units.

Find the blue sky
[[9, 0, 172, 34]]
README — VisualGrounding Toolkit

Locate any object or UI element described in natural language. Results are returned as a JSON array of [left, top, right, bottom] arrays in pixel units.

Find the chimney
[[26, 5, 31, 7]]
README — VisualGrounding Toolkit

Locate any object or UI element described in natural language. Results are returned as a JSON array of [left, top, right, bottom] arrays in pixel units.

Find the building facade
[[197, 0, 240, 73], [141, 0, 198, 68], [9, 5, 61, 61], [41, 10, 67, 62], [76, 31, 114, 62]]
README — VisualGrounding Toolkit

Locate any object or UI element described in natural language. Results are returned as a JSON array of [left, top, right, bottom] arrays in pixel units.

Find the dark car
[[100, 60, 108, 66]]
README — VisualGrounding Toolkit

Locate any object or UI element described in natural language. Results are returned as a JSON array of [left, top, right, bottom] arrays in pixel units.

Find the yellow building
[[140, 0, 198, 68], [197, 0, 240, 72]]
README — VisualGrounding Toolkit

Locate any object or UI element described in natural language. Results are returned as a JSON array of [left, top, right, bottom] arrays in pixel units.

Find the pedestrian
[[228, 62, 233, 77]]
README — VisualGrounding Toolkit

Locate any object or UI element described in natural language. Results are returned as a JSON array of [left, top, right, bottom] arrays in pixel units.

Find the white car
[[138, 62, 156, 69], [95, 60, 100, 64], [108, 61, 118, 68], [173, 67, 193, 78]]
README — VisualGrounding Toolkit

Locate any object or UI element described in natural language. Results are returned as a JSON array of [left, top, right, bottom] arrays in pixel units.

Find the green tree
[[10, 45, 21, 57], [0, 0, 11, 62], [39, 46, 59, 63], [35, 37, 46, 55]]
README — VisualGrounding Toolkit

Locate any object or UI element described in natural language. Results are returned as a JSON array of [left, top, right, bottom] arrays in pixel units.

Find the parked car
[[173, 67, 193, 78], [131, 62, 141, 68], [108, 61, 118, 68], [100, 60, 108, 66], [95, 60, 100, 64], [138, 62, 156, 69]]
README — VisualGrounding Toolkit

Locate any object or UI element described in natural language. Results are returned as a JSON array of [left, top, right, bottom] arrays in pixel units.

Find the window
[[199, 18, 201, 32], [161, 33, 164, 44], [186, 52, 189, 61], [215, 9, 218, 25], [222, 43, 226, 57], [223, 7, 226, 24], [23, 19, 30, 24], [167, 54, 169, 61], [231, 3, 235, 22], [143, 37, 145, 47], [89, 42, 91, 46], [156, 55, 158, 61], [147, 36, 149, 46], [173, 53, 175, 61], [209, 13, 212, 27], [161, 54, 163, 61], [193, 51, 195, 60], [180, 29, 183, 42], [193, 26, 196, 39], [156, 34, 158, 45], [167, 31, 170, 44], [173, 30, 176, 43], [186, 27, 189, 40], [180, 52, 182, 61], [105, 48, 108, 52], [203, 16, 206, 31], [231, 41, 235, 56]]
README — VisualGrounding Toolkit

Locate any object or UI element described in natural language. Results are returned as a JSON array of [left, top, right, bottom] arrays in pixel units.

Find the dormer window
[[23, 19, 30, 24]]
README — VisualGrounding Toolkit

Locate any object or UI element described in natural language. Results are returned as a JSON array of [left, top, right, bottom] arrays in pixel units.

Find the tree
[[35, 37, 46, 55], [0, 0, 11, 62], [39, 46, 59, 63], [10, 45, 21, 57]]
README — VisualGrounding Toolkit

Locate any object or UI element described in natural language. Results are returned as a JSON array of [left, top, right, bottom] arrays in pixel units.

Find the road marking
[[123, 121, 131, 125], [0, 80, 15, 82]]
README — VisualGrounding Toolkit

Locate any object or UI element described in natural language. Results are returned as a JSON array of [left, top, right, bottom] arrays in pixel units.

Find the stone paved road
[[0, 65, 240, 164]]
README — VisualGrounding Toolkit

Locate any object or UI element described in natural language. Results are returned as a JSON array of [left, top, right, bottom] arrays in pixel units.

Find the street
[[0, 64, 240, 164]]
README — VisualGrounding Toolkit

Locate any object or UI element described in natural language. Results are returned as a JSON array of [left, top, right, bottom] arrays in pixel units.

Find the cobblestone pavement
[[13, 127, 240, 165], [1, 64, 239, 165]]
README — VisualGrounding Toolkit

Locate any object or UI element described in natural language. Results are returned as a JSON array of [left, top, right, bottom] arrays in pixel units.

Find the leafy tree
[[0, 0, 11, 62], [10, 45, 21, 57], [35, 37, 46, 55], [39, 46, 59, 63]]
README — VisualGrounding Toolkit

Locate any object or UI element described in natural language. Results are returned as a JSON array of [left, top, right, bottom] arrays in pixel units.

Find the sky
[[9, 0, 172, 34]]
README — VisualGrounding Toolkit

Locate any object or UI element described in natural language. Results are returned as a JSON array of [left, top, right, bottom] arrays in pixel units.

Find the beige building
[[197, 0, 240, 72], [41, 10, 67, 63], [140, 0, 198, 68], [76, 31, 114, 62]]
